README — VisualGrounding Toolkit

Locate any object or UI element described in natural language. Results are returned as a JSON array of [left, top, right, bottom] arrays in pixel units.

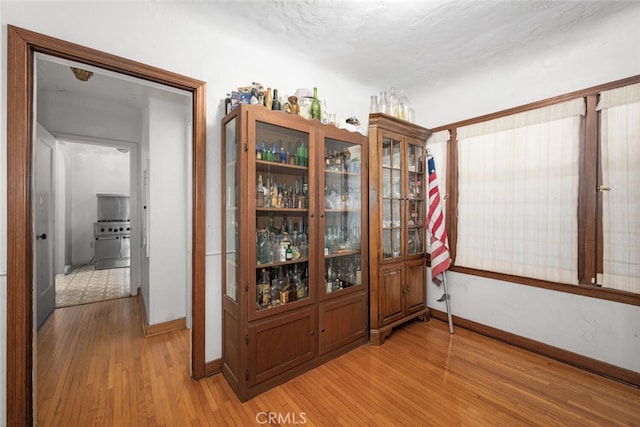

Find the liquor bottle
[[272, 89, 281, 110], [296, 267, 305, 300], [258, 268, 271, 307], [286, 243, 293, 261], [268, 213, 279, 234], [310, 87, 321, 120], [270, 178, 278, 208], [256, 175, 265, 207], [280, 232, 292, 262]]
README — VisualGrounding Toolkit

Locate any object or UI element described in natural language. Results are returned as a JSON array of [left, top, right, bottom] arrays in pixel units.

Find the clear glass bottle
[[399, 91, 411, 121], [389, 87, 399, 117], [370, 95, 379, 113], [379, 91, 389, 114], [321, 100, 329, 124]]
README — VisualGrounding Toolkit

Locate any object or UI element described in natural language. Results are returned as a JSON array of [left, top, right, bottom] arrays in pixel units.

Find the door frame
[[6, 25, 207, 426]]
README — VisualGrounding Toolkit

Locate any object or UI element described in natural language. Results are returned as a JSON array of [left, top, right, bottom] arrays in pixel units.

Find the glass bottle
[[272, 89, 281, 110], [265, 88, 273, 110], [258, 268, 271, 307], [267, 213, 279, 234], [256, 175, 264, 207], [279, 232, 292, 262], [389, 87, 399, 117], [285, 242, 293, 261], [399, 91, 411, 121], [379, 91, 389, 114], [310, 87, 321, 120], [321, 100, 329, 124], [370, 95, 379, 113]]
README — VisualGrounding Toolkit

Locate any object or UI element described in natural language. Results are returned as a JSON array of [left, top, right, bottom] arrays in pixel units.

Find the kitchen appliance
[[94, 194, 131, 270]]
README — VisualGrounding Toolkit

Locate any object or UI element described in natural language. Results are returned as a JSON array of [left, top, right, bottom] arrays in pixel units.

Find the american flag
[[427, 155, 451, 285]]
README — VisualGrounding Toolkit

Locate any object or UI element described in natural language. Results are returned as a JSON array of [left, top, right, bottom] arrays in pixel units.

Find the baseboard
[[137, 293, 186, 337], [205, 359, 223, 377], [430, 308, 640, 388]]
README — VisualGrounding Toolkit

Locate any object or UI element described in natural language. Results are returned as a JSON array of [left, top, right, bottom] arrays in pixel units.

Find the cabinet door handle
[[310, 330, 315, 336]]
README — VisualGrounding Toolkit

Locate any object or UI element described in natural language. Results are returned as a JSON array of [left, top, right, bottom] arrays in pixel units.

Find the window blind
[[455, 99, 584, 284], [598, 83, 640, 293]]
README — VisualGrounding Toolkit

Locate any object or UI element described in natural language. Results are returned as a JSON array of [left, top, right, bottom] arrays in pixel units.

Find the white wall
[[1, 1, 639, 423], [146, 93, 190, 324]]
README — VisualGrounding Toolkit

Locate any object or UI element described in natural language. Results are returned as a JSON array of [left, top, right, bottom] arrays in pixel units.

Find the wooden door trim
[[6, 25, 207, 426]]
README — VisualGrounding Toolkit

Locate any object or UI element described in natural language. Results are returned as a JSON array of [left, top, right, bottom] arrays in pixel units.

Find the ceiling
[[35, 1, 639, 114], [204, 0, 639, 93]]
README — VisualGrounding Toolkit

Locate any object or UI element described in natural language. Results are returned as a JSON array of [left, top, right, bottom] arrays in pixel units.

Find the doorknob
[[37, 233, 47, 240]]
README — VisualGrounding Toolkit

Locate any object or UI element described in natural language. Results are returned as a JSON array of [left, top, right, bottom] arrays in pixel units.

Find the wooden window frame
[[431, 75, 640, 307]]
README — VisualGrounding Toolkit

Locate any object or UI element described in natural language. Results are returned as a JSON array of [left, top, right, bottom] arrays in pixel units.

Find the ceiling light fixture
[[70, 66, 93, 82]]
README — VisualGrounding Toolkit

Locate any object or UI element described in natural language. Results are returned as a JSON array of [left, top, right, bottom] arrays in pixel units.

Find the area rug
[[55, 265, 130, 308]]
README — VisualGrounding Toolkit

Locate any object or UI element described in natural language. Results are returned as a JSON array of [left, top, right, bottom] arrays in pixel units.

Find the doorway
[[6, 25, 207, 426], [50, 141, 132, 310]]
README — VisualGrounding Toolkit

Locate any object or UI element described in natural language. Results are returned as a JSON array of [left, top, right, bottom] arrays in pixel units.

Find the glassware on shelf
[[388, 87, 399, 117], [311, 87, 321, 120], [258, 268, 271, 307], [379, 91, 389, 114], [370, 95, 379, 113], [399, 91, 411, 121]]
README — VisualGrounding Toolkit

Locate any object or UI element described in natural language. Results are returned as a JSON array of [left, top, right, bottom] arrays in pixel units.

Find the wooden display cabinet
[[221, 104, 368, 401], [368, 113, 431, 345]]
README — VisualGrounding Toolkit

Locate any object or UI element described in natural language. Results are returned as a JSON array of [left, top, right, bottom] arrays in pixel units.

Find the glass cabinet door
[[406, 142, 425, 256], [253, 121, 311, 312], [322, 137, 364, 295], [382, 136, 402, 260], [224, 116, 238, 301]]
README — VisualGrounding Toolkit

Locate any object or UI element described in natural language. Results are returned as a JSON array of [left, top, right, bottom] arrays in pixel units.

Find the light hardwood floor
[[37, 297, 640, 426]]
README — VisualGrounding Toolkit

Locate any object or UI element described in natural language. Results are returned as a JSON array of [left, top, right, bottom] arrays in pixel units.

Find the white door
[[35, 124, 56, 329]]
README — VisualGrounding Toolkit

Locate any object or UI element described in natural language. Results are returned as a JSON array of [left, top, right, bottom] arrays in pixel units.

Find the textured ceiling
[[207, 0, 639, 93], [36, 1, 640, 116]]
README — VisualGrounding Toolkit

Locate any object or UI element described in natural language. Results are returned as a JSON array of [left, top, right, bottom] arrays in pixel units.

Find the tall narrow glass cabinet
[[368, 113, 431, 345], [221, 104, 368, 401]]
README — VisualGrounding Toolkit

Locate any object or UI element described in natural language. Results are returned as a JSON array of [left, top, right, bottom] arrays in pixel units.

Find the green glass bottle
[[310, 87, 321, 120]]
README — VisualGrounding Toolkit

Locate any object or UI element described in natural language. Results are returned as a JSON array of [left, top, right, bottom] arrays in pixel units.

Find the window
[[597, 83, 640, 294], [454, 99, 585, 284], [431, 78, 640, 302]]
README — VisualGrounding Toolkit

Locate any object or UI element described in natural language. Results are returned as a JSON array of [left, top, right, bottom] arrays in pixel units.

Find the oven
[[94, 221, 131, 270], [94, 194, 130, 270]]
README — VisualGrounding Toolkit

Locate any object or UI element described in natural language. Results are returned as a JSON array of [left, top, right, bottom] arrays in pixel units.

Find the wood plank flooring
[[37, 297, 640, 426]]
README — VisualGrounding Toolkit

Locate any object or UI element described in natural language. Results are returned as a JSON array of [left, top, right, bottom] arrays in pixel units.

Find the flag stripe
[[426, 156, 451, 285]]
